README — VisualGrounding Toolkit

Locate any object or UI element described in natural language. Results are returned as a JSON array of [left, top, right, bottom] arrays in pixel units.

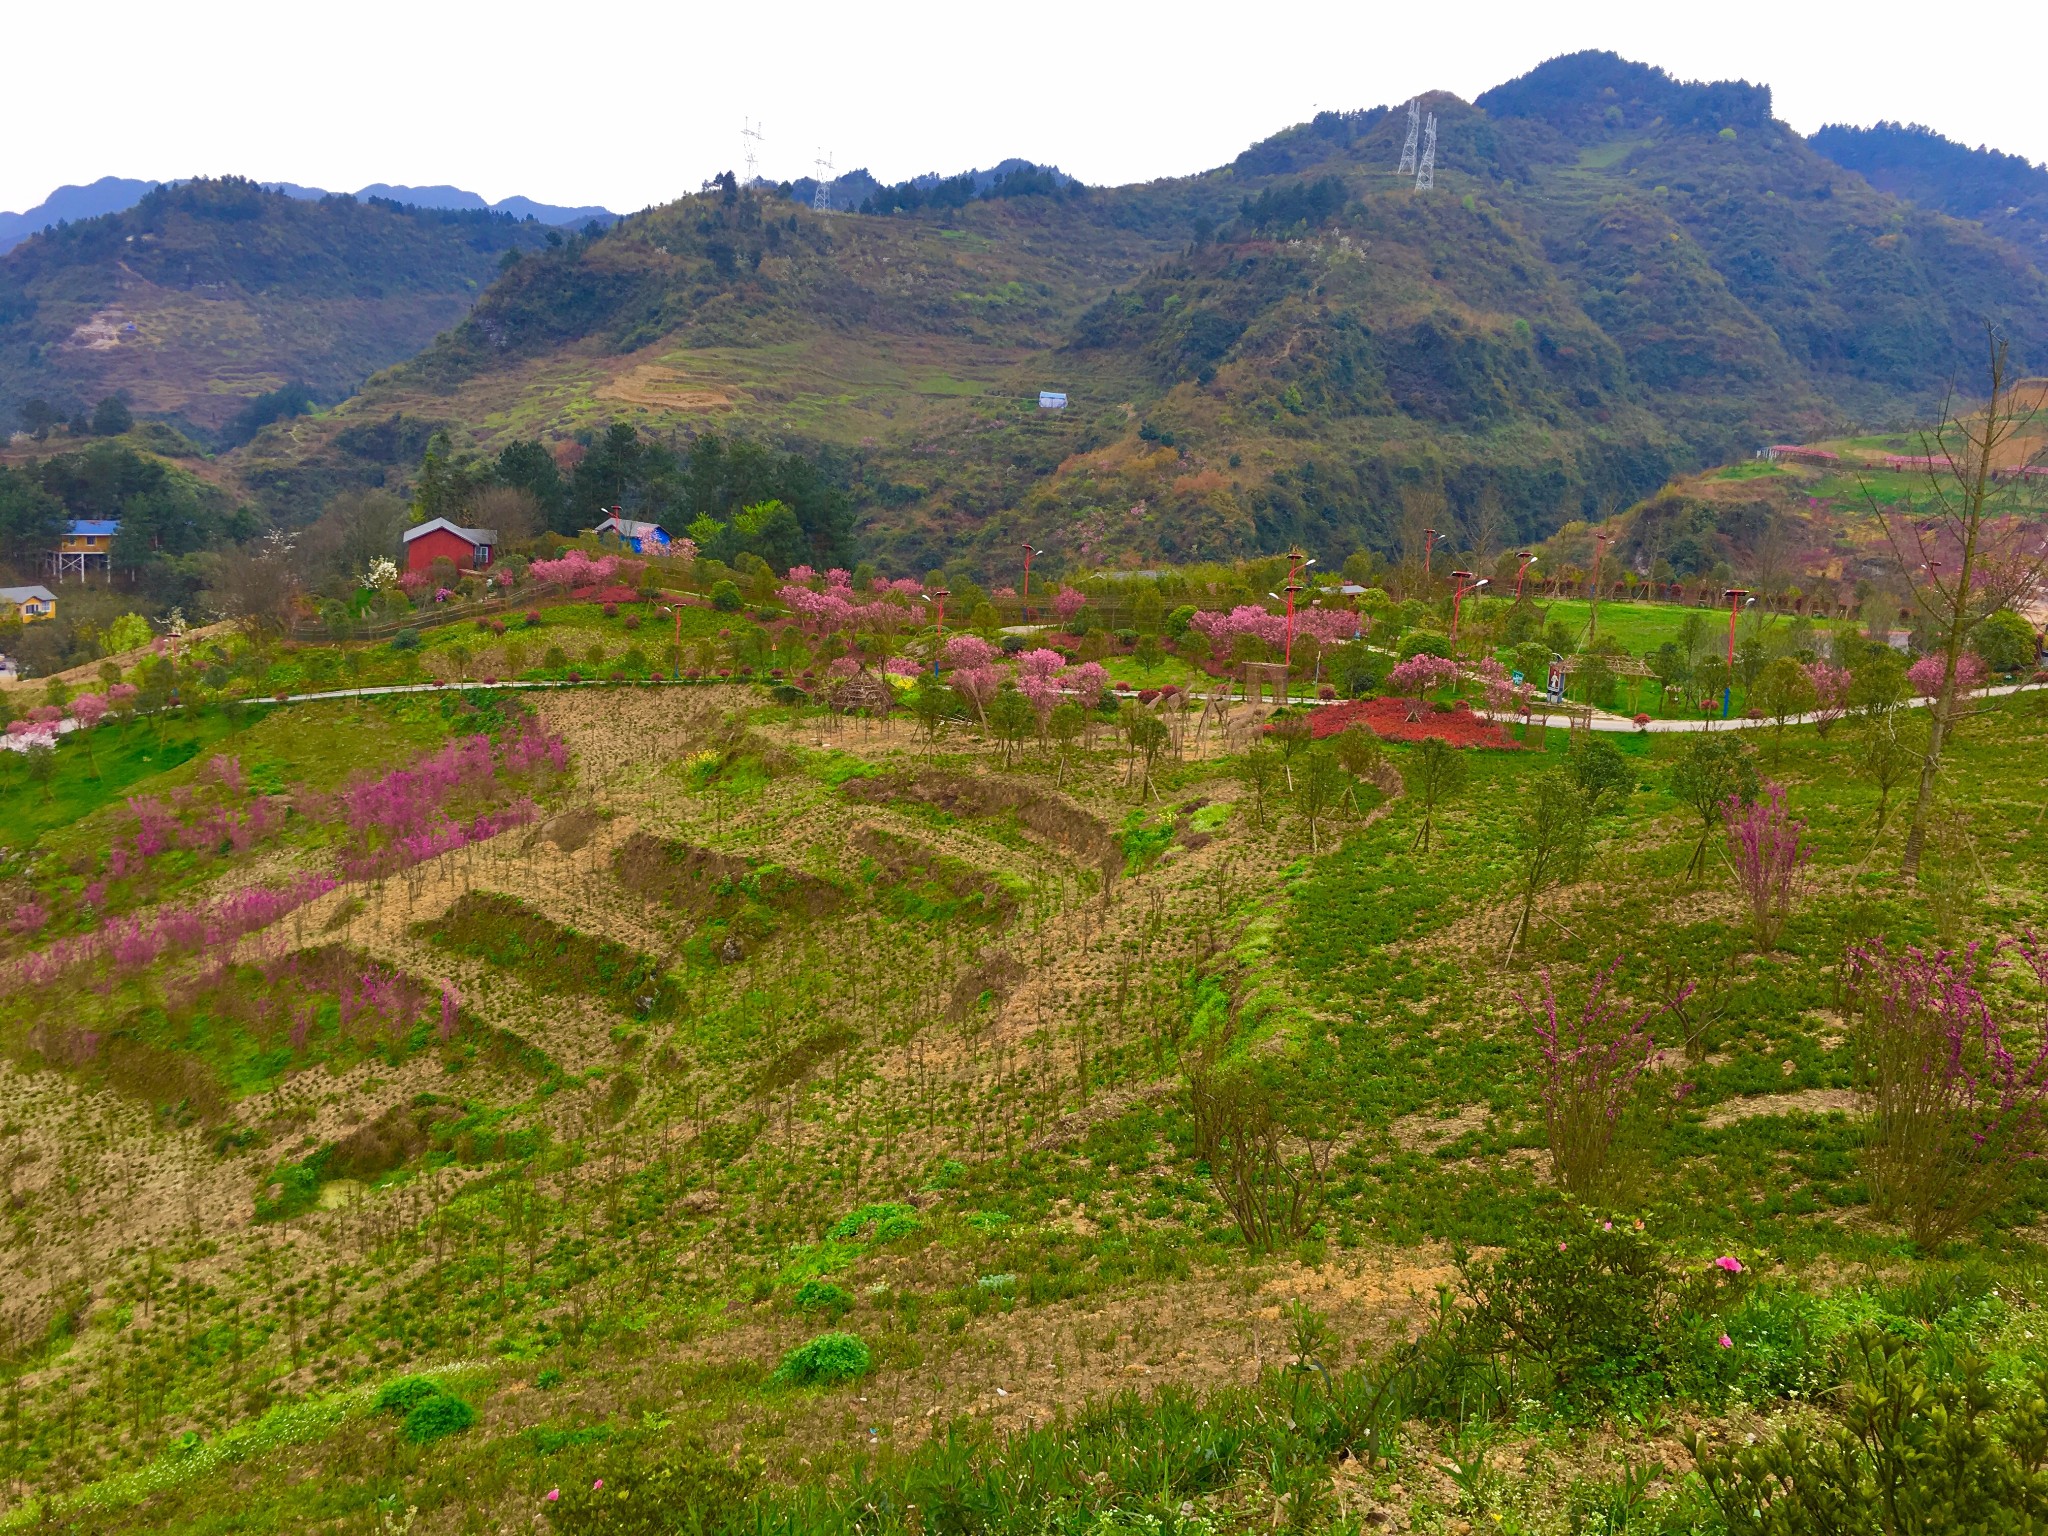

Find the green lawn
[[1531, 598, 1852, 658]]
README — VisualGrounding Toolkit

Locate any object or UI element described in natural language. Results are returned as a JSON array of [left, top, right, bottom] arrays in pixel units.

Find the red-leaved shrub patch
[[1307, 696, 1523, 748]]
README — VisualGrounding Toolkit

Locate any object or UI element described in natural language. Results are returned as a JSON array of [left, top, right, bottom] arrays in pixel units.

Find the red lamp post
[[1514, 552, 1537, 601], [1020, 543, 1039, 623], [1422, 528, 1440, 581], [1588, 533, 1610, 644], [1450, 572, 1487, 642], [1283, 581, 1305, 665], [1722, 587, 1750, 718]]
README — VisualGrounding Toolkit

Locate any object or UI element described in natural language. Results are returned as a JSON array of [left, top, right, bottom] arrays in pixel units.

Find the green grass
[[1530, 597, 1853, 658], [0, 712, 242, 848]]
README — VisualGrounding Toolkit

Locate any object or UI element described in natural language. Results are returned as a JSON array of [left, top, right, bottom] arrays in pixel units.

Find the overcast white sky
[[4, 0, 2041, 216]]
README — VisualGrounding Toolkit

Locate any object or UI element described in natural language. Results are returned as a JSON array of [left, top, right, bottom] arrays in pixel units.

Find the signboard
[[1510, 670, 1525, 687], [1038, 391, 1068, 410]]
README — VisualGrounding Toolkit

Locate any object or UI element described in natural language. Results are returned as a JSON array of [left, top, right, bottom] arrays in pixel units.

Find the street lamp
[[1589, 533, 1610, 644], [1450, 573, 1487, 642], [1422, 528, 1440, 580], [1020, 544, 1040, 624], [920, 589, 951, 675], [1722, 588, 1752, 719], [1514, 552, 1537, 601], [658, 603, 684, 680], [1281, 581, 1306, 666]]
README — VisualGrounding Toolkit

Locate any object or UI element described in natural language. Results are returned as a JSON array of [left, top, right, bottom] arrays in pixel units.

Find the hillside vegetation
[[225, 51, 2048, 572], [0, 179, 555, 440], [3, 560, 2048, 1530]]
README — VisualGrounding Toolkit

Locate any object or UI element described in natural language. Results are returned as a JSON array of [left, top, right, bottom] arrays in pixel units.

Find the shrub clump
[[374, 1373, 477, 1443], [404, 1393, 477, 1444], [773, 1332, 871, 1386], [793, 1280, 854, 1318]]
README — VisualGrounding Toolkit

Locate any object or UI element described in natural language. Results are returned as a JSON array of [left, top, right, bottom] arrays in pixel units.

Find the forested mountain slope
[[0, 179, 555, 439], [43, 55, 2048, 572]]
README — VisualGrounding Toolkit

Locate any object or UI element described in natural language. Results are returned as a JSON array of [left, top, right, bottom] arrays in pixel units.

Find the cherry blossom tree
[[1387, 655, 1459, 721], [1803, 660, 1851, 736], [1908, 650, 1986, 699]]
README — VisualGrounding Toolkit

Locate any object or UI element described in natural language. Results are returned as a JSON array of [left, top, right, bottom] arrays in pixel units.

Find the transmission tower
[[740, 117, 765, 186], [1397, 100, 1420, 177], [813, 148, 835, 212], [1415, 113, 1437, 191]]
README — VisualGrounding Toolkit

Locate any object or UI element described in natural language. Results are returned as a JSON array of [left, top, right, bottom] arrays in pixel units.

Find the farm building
[[591, 514, 672, 554], [1, 584, 57, 623], [402, 519, 497, 575], [47, 519, 118, 582]]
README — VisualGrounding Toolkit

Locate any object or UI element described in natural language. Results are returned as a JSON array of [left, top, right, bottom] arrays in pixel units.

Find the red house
[[402, 518, 497, 575]]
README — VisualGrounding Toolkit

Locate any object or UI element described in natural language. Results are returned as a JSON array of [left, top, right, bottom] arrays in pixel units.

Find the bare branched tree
[[1862, 328, 2048, 873]]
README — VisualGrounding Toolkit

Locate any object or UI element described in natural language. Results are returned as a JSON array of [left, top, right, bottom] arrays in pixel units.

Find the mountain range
[[7, 52, 2047, 573], [0, 177, 617, 255]]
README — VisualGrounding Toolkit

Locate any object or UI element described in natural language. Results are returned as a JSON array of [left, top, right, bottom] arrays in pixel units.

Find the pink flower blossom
[[1715, 1256, 1744, 1274], [1907, 650, 1987, 698], [592, 1479, 604, 1491], [1718, 1334, 1733, 1350], [545, 1489, 560, 1502], [942, 633, 998, 671]]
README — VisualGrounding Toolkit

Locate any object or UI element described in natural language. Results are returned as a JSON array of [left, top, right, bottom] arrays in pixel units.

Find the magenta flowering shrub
[[1526, 958, 1688, 1194], [1723, 782, 1811, 949], [330, 719, 562, 879], [5, 874, 339, 990], [1848, 934, 2048, 1247]]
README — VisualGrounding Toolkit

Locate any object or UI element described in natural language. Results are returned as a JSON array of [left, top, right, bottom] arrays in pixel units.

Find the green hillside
[[0, 178, 555, 439]]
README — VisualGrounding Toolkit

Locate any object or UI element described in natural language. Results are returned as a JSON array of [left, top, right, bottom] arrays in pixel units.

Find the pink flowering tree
[[68, 693, 108, 776], [1803, 660, 1851, 736], [1386, 654, 1460, 720], [530, 550, 623, 591], [952, 665, 1002, 725], [1063, 660, 1108, 710], [1052, 588, 1086, 626], [1188, 605, 1286, 660], [1476, 657, 1516, 721], [1723, 781, 1812, 949], [1848, 934, 2048, 1247], [1526, 958, 1687, 1194], [942, 633, 998, 671], [1908, 650, 1986, 698]]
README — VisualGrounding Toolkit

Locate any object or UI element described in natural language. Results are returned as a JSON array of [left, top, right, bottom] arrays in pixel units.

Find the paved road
[[10, 674, 2039, 754]]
